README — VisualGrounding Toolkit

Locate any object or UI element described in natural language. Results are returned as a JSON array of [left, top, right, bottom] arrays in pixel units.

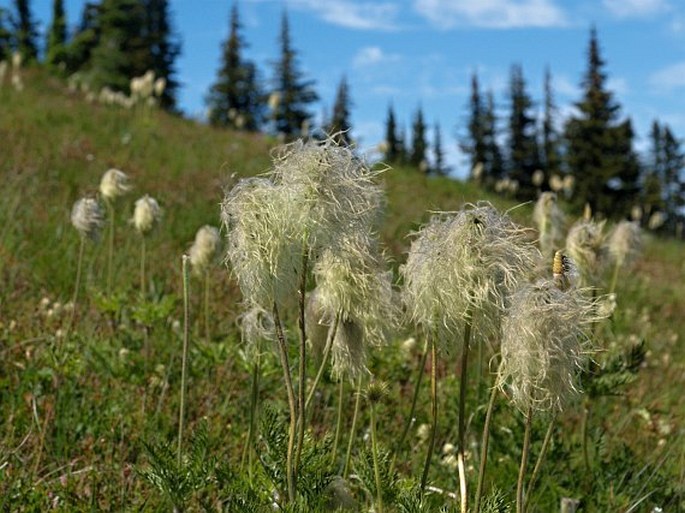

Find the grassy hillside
[[1, 70, 683, 512]]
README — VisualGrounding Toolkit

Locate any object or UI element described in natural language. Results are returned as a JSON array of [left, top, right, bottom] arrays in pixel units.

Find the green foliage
[[384, 103, 406, 164], [328, 75, 352, 145], [63, 2, 100, 74], [45, 0, 68, 70], [410, 106, 428, 171], [12, 0, 39, 62], [542, 67, 562, 180]]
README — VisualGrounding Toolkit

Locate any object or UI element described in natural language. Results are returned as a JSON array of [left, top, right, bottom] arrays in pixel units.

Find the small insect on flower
[[99, 168, 131, 200], [71, 197, 104, 240], [132, 195, 161, 235]]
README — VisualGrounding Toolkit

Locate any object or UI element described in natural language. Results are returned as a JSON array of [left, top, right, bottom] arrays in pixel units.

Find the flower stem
[[68, 236, 86, 335], [516, 408, 533, 513], [474, 365, 501, 513], [457, 311, 473, 513], [523, 414, 556, 513], [241, 357, 261, 482], [305, 312, 340, 411], [370, 400, 384, 513], [203, 270, 210, 341], [295, 248, 309, 478], [420, 337, 438, 492], [581, 400, 591, 472], [106, 199, 115, 295], [177, 255, 191, 467], [331, 378, 345, 467], [140, 236, 147, 298], [343, 375, 363, 477], [609, 259, 621, 295], [390, 337, 429, 474], [273, 303, 297, 503]]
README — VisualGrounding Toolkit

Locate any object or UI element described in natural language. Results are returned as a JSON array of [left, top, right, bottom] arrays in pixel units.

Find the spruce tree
[[661, 124, 685, 231], [461, 72, 487, 181], [433, 121, 448, 176], [143, 0, 180, 110], [0, 8, 11, 61], [270, 11, 318, 138], [483, 90, 504, 184], [88, 0, 148, 92], [507, 64, 539, 199], [45, 0, 68, 70], [564, 27, 639, 218], [328, 75, 352, 145], [542, 66, 561, 180], [384, 104, 400, 162], [410, 106, 428, 170], [64, 2, 100, 74], [642, 121, 665, 224], [12, 0, 38, 62], [207, 3, 264, 130]]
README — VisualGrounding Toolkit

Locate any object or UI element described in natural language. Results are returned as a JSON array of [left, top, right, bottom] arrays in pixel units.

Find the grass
[[1, 69, 684, 511]]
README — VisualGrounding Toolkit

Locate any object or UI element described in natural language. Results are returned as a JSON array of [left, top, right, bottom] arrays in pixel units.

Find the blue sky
[[24, 0, 685, 176]]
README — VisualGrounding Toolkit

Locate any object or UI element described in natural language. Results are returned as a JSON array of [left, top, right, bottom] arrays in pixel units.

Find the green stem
[[581, 400, 591, 473], [331, 378, 344, 467], [523, 415, 556, 513], [295, 249, 309, 479], [474, 367, 501, 513], [273, 303, 297, 503], [140, 236, 147, 298], [241, 357, 261, 482], [343, 376, 363, 477], [457, 312, 473, 513], [178, 255, 191, 467], [68, 236, 86, 334], [609, 259, 621, 295], [305, 312, 340, 411], [370, 401, 384, 513], [106, 199, 115, 295], [203, 270, 210, 342], [420, 337, 438, 492], [516, 408, 533, 513], [390, 337, 429, 473]]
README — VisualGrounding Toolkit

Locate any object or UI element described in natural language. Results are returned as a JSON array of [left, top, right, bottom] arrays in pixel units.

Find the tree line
[[1, 1, 684, 230]]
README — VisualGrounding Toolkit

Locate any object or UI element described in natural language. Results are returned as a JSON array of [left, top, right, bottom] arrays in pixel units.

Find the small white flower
[[132, 195, 161, 235], [189, 225, 221, 275], [71, 197, 104, 240]]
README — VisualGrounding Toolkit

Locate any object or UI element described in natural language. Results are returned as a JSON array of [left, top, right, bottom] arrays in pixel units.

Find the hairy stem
[[516, 408, 533, 513], [295, 248, 309, 478], [343, 376, 363, 477], [140, 236, 147, 298], [420, 337, 438, 491], [106, 199, 115, 295], [474, 366, 501, 513], [241, 357, 261, 482], [273, 303, 297, 503], [370, 400, 384, 513], [390, 337, 429, 474], [523, 414, 556, 513], [177, 255, 191, 466], [305, 312, 340, 411], [203, 270, 210, 341], [457, 311, 473, 513]]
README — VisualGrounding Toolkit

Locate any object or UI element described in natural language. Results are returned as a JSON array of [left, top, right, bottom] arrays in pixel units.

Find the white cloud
[[353, 46, 401, 68], [608, 77, 629, 96], [649, 61, 685, 91], [554, 74, 580, 98], [603, 0, 670, 18], [413, 0, 568, 29], [290, 0, 401, 30]]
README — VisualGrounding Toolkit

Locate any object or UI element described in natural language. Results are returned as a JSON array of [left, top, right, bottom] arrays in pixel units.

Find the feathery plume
[[533, 192, 565, 258], [100, 168, 131, 200], [189, 225, 221, 275], [71, 197, 104, 240], [132, 195, 161, 235], [608, 221, 642, 268], [565, 219, 607, 287]]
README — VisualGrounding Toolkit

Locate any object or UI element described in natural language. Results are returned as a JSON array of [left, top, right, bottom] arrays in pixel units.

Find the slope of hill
[[1, 70, 683, 511]]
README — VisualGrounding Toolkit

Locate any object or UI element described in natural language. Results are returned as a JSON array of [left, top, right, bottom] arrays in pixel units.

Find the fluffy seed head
[[608, 221, 642, 268], [132, 195, 161, 235], [497, 278, 607, 412], [238, 305, 275, 361], [99, 168, 131, 200], [565, 219, 607, 287], [533, 192, 565, 258], [189, 225, 221, 275], [71, 197, 104, 240], [403, 202, 540, 348]]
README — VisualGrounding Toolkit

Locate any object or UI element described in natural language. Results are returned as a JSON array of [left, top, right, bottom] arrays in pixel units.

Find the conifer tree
[[410, 106, 428, 170], [45, 0, 68, 70], [0, 8, 11, 61], [12, 0, 38, 62], [143, 0, 180, 110], [397, 124, 408, 164], [461, 72, 487, 181], [384, 103, 400, 162], [207, 3, 264, 130], [641, 121, 665, 224], [542, 66, 561, 180], [433, 121, 448, 176], [507, 64, 539, 198], [483, 90, 504, 184], [64, 2, 100, 74], [564, 27, 639, 218], [661, 125, 685, 230], [328, 75, 352, 145], [270, 10, 318, 138]]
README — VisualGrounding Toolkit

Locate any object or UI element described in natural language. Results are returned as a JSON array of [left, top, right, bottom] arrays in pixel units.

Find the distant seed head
[[565, 219, 607, 287], [365, 380, 389, 405], [132, 195, 161, 235], [99, 168, 131, 200], [533, 192, 565, 258], [403, 202, 539, 348], [497, 278, 607, 412], [71, 197, 104, 240], [608, 221, 642, 268], [189, 225, 221, 275], [238, 305, 275, 361]]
